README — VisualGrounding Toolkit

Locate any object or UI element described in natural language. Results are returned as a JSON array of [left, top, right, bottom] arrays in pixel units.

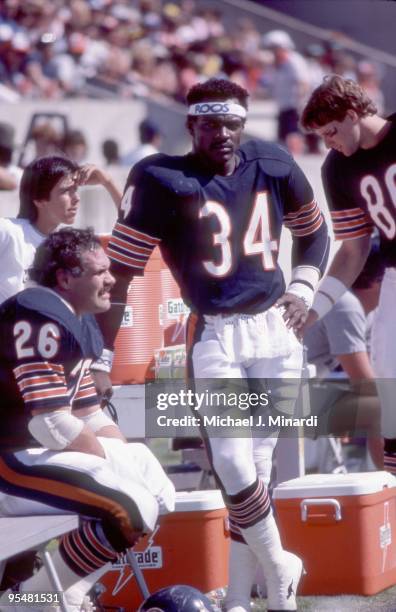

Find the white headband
[[188, 101, 247, 119]]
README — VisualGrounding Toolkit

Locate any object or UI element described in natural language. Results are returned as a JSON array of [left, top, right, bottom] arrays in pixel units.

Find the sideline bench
[[0, 514, 149, 612], [0, 515, 79, 612]]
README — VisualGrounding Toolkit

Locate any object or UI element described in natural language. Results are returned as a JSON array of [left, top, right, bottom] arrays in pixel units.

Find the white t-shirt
[[0, 217, 45, 304], [121, 144, 159, 168], [270, 51, 309, 111]]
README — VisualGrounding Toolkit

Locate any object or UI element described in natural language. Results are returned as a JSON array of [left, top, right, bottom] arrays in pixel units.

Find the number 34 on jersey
[[200, 192, 278, 277]]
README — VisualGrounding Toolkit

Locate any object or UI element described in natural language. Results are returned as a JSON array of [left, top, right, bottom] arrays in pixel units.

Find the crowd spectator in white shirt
[[121, 118, 162, 168]]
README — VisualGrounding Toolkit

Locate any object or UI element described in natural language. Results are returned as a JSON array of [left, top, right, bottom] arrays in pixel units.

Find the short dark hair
[[63, 129, 87, 149], [0, 146, 13, 165], [102, 139, 119, 164], [30, 227, 101, 288], [139, 119, 161, 144], [186, 78, 249, 109], [301, 75, 377, 130], [0, 122, 15, 164], [18, 156, 79, 223]]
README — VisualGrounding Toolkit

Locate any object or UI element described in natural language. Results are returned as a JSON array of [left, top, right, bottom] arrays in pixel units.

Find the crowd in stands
[[0, 0, 385, 112]]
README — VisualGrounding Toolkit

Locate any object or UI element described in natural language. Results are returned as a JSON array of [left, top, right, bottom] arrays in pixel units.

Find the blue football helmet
[[138, 585, 215, 611]]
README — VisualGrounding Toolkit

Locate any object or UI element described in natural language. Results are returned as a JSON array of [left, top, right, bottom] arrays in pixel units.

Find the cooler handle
[[300, 498, 342, 522]]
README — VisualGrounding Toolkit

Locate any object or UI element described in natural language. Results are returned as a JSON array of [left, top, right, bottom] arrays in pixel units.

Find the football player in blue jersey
[[301, 75, 394, 476], [0, 228, 175, 611], [94, 78, 329, 611]]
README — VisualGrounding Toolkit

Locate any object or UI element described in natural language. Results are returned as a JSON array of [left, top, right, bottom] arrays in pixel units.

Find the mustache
[[210, 141, 233, 149]]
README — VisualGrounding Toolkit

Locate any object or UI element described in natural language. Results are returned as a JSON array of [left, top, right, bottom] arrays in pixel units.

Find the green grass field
[[252, 587, 396, 611]]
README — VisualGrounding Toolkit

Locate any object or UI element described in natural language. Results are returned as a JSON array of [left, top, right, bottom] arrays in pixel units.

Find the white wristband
[[311, 275, 348, 319], [90, 348, 114, 373], [286, 266, 320, 309]]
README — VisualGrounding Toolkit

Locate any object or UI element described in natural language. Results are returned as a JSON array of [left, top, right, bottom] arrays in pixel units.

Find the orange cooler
[[110, 248, 163, 384], [99, 236, 176, 384], [98, 490, 230, 611], [100, 234, 188, 383], [273, 472, 396, 595], [159, 266, 188, 347]]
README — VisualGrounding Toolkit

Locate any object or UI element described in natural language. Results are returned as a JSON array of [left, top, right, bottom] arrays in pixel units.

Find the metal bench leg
[[125, 550, 150, 600], [0, 560, 6, 586], [41, 548, 72, 612]]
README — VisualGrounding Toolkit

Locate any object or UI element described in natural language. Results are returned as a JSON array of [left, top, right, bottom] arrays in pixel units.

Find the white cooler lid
[[273, 471, 396, 499], [175, 489, 225, 511]]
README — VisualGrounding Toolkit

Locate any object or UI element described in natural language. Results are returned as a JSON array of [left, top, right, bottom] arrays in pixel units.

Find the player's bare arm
[[72, 404, 127, 442], [337, 352, 378, 396], [303, 234, 371, 332], [77, 164, 123, 210], [62, 422, 107, 457], [327, 235, 372, 288]]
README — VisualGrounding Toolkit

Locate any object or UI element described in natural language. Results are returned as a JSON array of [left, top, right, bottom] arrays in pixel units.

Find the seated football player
[[0, 228, 175, 611]]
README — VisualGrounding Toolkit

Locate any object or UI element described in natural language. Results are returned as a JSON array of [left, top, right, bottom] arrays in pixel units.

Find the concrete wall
[[0, 97, 278, 167]]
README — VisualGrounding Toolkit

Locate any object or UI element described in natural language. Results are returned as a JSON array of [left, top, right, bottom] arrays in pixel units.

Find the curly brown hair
[[301, 75, 377, 130], [30, 227, 101, 288]]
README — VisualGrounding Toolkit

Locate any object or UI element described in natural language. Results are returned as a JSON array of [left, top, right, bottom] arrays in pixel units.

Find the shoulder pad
[[16, 288, 103, 358], [130, 152, 165, 180], [132, 154, 198, 197], [240, 139, 294, 177], [240, 139, 293, 163]]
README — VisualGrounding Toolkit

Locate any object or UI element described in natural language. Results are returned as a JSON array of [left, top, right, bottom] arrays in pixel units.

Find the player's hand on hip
[[91, 370, 113, 400], [275, 292, 308, 334]]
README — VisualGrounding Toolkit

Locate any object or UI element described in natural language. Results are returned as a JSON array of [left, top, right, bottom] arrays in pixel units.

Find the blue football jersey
[[322, 114, 396, 265], [0, 288, 101, 451], [109, 140, 325, 314]]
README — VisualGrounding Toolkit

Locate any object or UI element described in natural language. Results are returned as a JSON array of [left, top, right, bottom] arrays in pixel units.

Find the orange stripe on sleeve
[[112, 222, 160, 246], [14, 363, 64, 378]]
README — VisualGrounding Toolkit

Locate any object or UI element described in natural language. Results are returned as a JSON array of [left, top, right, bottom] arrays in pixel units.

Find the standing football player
[[94, 78, 329, 611], [0, 228, 175, 611], [301, 75, 394, 474]]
